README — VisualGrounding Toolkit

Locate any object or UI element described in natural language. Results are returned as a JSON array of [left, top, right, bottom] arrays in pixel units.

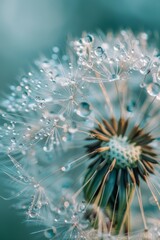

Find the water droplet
[[35, 201, 43, 210], [95, 47, 104, 57], [147, 83, 160, 99], [7, 123, 15, 130], [43, 136, 54, 152], [140, 66, 148, 75], [23, 176, 29, 183], [78, 202, 86, 212], [19, 143, 24, 148], [35, 96, 45, 103], [77, 48, 85, 57], [16, 86, 22, 91], [44, 228, 56, 239], [34, 183, 40, 188], [28, 72, 32, 76], [62, 132, 72, 142], [27, 126, 32, 131], [22, 76, 28, 83], [114, 44, 121, 51], [108, 58, 114, 64], [83, 34, 94, 44], [61, 163, 71, 172], [52, 53, 58, 60], [64, 201, 70, 208], [2, 113, 7, 118], [43, 145, 52, 152], [11, 137, 16, 143], [110, 74, 120, 82], [77, 102, 91, 117], [157, 69, 160, 81], [140, 82, 146, 88], [143, 56, 150, 65], [28, 210, 38, 218], [126, 100, 136, 112], [52, 46, 59, 53], [22, 92, 28, 99]]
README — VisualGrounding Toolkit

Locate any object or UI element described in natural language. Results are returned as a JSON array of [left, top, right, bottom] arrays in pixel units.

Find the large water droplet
[[77, 102, 91, 117], [110, 74, 120, 82], [147, 83, 160, 99], [126, 100, 136, 112], [83, 34, 94, 44], [95, 47, 104, 57], [44, 227, 56, 239]]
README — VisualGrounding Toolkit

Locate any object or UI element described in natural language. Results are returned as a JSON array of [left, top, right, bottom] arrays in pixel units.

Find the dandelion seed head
[[0, 30, 160, 239], [102, 135, 141, 168]]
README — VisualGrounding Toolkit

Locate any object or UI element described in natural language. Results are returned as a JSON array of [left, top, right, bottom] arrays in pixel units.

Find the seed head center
[[103, 136, 141, 168]]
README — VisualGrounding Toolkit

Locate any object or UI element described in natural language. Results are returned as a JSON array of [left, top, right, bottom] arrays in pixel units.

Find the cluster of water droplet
[[0, 47, 95, 153], [41, 195, 91, 240], [73, 31, 160, 99]]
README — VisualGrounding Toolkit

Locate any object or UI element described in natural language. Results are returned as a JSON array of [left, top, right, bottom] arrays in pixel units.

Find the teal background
[[0, 0, 160, 239]]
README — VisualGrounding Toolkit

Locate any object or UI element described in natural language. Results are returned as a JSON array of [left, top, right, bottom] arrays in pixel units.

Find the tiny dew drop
[[61, 163, 71, 172], [64, 201, 70, 208], [22, 91, 29, 99], [2, 113, 7, 118], [43, 145, 53, 152], [28, 211, 38, 218], [78, 202, 86, 212], [62, 132, 72, 142], [140, 82, 146, 88], [43, 136, 54, 152], [11, 137, 16, 143], [19, 143, 24, 148], [28, 72, 32, 76], [44, 227, 56, 239], [77, 102, 91, 117], [52, 46, 59, 53], [27, 126, 32, 131], [34, 201, 42, 210]]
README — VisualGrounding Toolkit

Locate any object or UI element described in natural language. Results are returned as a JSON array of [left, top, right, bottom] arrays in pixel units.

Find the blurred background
[[0, 0, 160, 239]]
